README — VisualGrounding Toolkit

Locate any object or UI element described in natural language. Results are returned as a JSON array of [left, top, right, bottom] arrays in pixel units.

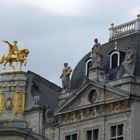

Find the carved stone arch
[[0, 129, 49, 140]]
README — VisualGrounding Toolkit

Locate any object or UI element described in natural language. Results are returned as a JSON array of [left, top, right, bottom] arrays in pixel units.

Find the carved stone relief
[[106, 100, 129, 114], [0, 81, 26, 89], [5, 96, 12, 110], [61, 100, 129, 124], [70, 112, 76, 122]]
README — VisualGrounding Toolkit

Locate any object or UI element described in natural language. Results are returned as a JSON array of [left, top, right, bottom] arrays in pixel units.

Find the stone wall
[[59, 111, 131, 140]]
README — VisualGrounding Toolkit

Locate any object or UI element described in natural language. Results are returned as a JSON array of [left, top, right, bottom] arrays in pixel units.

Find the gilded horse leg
[[3, 61, 7, 70], [9, 62, 15, 70], [19, 62, 23, 71]]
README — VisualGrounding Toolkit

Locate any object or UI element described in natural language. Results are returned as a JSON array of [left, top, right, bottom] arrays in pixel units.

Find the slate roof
[[28, 71, 62, 111], [70, 33, 140, 91]]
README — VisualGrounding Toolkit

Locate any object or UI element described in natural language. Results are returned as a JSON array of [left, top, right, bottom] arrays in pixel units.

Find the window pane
[[118, 124, 123, 136], [112, 54, 118, 68], [87, 61, 92, 76], [117, 137, 123, 140], [72, 134, 77, 140], [87, 130, 92, 140], [93, 129, 99, 140], [65, 135, 70, 140], [111, 126, 116, 137]]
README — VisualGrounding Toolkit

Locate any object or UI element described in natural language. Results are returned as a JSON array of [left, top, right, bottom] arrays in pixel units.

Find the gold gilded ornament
[[0, 93, 5, 114], [14, 92, 25, 114], [0, 40, 29, 71]]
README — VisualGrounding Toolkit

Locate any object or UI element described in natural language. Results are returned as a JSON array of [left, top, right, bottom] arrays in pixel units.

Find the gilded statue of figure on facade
[[3, 40, 19, 58], [0, 40, 29, 71]]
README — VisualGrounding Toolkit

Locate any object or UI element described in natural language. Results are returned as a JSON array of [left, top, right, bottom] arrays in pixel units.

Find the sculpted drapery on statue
[[60, 63, 72, 92], [91, 38, 102, 67], [0, 40, 29, 71]]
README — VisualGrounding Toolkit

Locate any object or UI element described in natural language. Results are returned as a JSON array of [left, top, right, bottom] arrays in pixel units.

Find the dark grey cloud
[[0, 0, 140, 86]]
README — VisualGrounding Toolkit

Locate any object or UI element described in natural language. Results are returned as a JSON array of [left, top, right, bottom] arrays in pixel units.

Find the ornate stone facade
[[1, 17, 140, 140]]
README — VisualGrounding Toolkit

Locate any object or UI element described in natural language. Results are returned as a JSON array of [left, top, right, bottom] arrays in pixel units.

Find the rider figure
[[3, 40, 19, 58]]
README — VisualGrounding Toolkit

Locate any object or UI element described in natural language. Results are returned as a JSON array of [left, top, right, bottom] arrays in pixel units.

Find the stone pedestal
[[0, 71, 28, 128], [58, 90, 71, 106], [88, 66, 105, 82]]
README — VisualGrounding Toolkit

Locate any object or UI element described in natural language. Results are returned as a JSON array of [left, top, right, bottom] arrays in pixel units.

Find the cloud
[[15, 0, 91, 17], [0, 0, 140, 86]]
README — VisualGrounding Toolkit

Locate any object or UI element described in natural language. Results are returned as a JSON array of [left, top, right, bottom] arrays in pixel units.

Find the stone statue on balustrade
[[122, 47, 134, 76], [60, 63, 72, 92], [91, 38, 102, 67]]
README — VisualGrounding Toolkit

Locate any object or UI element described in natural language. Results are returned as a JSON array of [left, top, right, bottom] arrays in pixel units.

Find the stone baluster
[[135, 14, 140, 31], [109, 14, 140, 40]]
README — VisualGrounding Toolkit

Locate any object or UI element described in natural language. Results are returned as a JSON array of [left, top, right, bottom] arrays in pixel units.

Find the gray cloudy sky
[[0, 0, 139, 86]]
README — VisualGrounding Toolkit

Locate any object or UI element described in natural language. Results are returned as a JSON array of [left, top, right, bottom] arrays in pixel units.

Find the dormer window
[[110, 51, 120, 69], [85, 58, 93, 76], [110, 51, 125, 69]]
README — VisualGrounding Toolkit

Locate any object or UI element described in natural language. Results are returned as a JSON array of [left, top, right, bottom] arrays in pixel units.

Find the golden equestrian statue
[[0, 40, 29, 71]]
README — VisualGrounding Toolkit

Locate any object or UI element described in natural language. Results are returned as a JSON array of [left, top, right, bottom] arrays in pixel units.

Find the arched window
[[85, 58, 93, 76], [110, 51, 120, 69], [110, 50, 126, 69]]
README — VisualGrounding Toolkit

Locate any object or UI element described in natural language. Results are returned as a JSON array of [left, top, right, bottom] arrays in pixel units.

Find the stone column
[[0, 71, 28, 128]]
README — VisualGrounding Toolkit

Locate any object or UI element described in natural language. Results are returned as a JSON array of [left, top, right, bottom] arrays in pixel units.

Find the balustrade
[[109, 16, 140, 40]]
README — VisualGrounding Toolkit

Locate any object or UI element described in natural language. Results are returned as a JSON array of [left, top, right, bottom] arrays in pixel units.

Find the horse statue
[[0, 40, 29, 71]]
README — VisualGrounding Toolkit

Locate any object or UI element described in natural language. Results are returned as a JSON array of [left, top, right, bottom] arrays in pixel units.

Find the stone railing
[[109, 16, 140, 40]]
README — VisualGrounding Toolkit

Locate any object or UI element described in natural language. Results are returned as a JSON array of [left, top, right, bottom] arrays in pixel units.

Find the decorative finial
[[137, 14, 140, 19], [111, 23, 114, 27], [114, 40, 117, 50], [0, 40, 29, 72]]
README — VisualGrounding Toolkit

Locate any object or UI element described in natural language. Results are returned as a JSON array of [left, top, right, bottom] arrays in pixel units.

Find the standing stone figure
[[60, 63, 72, 92], [91, 38, 102, 67], [122, 47, 134, 76]]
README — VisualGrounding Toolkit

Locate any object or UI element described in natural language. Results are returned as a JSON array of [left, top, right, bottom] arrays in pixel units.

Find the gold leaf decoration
[[0, 92, 5, 114], [14, 92, 25, 114]]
